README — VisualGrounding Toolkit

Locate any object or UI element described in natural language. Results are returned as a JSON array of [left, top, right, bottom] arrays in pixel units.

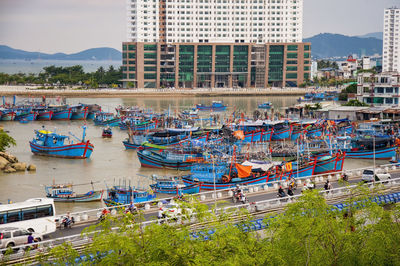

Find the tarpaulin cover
[[235, 163, 252, 178]]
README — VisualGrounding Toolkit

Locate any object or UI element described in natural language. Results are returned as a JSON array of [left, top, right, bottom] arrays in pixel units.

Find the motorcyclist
[[278, 186, 286, 197], [127, 201, 137, 214], [342, 173, 349, 182], [234, 184, 242, 199], [62, 212, 74, 228], [287, 186, 294, 196]]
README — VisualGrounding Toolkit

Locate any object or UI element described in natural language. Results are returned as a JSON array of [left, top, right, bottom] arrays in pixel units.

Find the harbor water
[[0, 96, 389, 214]]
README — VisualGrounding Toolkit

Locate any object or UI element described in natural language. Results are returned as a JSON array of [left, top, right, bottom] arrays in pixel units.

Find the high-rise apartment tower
[[383, 7, 400, 72], [122, 0, 311, 89]]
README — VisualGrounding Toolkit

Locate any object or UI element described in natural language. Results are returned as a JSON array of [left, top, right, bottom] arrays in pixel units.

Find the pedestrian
[[27, 233, 34, 244]]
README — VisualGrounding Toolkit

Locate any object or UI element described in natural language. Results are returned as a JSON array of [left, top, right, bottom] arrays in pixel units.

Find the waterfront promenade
[[0, 85, 340, 98]]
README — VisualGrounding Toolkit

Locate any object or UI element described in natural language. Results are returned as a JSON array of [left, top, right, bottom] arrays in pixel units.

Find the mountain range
[[0, 32, 384, 60], [0, 45, 122, 61], [303, 33, 383, 59]]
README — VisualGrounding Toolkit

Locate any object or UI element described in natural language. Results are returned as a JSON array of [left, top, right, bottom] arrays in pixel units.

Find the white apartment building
[[383, 7, 400, 72], [357, 72, 400, 106], [127, 0, 303, 44]]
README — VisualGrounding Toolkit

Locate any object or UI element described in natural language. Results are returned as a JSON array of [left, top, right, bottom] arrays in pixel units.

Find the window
[[7, 211, 20, 223], [22, 207, 36, 220], [286, 73, 297, 79], [144, 73, 156, 79]]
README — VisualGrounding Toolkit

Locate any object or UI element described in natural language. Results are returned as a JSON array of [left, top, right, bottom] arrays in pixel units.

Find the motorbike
[[60, 216, 74, 229], [277, 191, 287, 198], [232, 191, 248, 204], [341, 173, 349, 182]]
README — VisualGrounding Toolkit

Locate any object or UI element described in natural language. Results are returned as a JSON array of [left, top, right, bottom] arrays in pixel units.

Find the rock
[[0, 152, 18, 163], [27, 164, 37, 171], [11, 162, 27, 171], [3, 166, 16, 173], [0, 156, 9, 169]]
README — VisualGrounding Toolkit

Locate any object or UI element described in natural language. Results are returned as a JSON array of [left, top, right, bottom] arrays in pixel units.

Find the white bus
[[0, 198, 56, 235]]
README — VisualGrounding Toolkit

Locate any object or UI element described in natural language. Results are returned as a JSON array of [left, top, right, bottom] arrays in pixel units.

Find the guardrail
[[61, 162, 400, 224], [2, 176, 400, 262]]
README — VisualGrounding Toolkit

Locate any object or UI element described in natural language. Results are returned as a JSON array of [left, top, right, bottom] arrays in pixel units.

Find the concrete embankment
[[0, 85, 338, 98]]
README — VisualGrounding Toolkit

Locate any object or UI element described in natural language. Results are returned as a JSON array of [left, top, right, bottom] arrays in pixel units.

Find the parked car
[[158, 203, 194, 220], [361, 169, 391, 183], [0, 227, 42, 250]]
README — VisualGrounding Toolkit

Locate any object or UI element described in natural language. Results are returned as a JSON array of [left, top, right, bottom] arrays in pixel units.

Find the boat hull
[[37, 111, 53, 121], [1, 112, 16, 121], [15, 112, 37, 121], [123, 140, 142, 150], [137, 149, 196, 171], [47, 190, 103, 202], [29, 141, 94, 159], [314, 154, 345, 175], [345, 146, 396, 160], [52, 109, 72, 120], [182, 174, 269, 190], [272, 128, 291, 141], [150, 183, 201, 194], [94, 118, 120, 127], [71, 109, 88, 120]]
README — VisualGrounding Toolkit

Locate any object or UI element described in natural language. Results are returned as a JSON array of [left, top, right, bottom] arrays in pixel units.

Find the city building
[[122, 0, 311, 89], [338, 55, 358, 79], [383, 7, 400, 72], [357, 72, 400, 106]]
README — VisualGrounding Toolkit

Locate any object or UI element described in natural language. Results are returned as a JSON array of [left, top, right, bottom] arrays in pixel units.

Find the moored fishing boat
[[137, 148, 207, 170], [258, 102, 272, 109], [94, 112, 120, 127], [312, 153, 345, 175], [37, 110, 53, 121], [150, 176, 202, 194], [196, 101, 227, 111], [15, 111, 37, 121], [29, 126, 94, 159], [51, 107, 72, 120], [45, 182, 103, 202], [103, 185, 156, 207], [1, 110, 16, 121], [70, 105, 89, 120]]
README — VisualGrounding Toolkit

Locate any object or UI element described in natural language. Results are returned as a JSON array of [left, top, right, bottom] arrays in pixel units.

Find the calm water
[[0, 96, 387, 214], [0, 59, 121, 74]]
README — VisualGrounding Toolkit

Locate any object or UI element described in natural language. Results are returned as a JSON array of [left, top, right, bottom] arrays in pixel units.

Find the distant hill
[[0, 45, 122, 60], [304, 33, 382, 59], [358, 32, 383, 40]]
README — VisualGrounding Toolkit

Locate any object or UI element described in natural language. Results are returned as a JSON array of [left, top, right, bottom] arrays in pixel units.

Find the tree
[[0, 129, 16, 152], [40, 188, 400, 265], [343, 99, 369, 106]]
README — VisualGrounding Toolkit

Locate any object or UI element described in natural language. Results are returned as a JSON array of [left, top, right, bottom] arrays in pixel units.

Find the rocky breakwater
[[0, 152, 36, 173]]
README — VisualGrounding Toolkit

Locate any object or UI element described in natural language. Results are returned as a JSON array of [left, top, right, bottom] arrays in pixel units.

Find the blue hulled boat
[[103, 185, 156, 207], [150, 176, 201, 194], [137, 148, 207, 170], [52, 107, 72, 120], [258, 102, 272, 109], [71, 105, 89, 120], [45, 183, 103, 202], [15, 111, 37, 121], [196, 101, 227, 111], [36, 110, 53, 121], [94, 112, 120, 127], [29, 126, 94, 159]]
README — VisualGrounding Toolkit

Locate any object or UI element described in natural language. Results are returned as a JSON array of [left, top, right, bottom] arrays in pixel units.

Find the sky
[[0, 0, 398, 53]]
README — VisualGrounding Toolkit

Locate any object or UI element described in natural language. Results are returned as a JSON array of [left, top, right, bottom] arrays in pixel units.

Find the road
[[46, 171, 400, 241]]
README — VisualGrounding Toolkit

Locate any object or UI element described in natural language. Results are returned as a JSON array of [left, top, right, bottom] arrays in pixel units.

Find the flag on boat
[[233, 130, 245, 140]]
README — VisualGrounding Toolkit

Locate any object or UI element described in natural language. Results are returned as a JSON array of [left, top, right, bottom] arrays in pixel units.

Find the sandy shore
[[0, 85, 339, 98]]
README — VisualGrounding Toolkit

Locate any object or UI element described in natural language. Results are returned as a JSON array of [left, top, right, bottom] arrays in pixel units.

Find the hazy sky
[[0, 0, 398, 53]]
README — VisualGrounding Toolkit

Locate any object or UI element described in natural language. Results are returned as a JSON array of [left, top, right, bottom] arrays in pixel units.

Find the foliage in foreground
[[0, 129, 16, 152], [46, 189, 400, 265]]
